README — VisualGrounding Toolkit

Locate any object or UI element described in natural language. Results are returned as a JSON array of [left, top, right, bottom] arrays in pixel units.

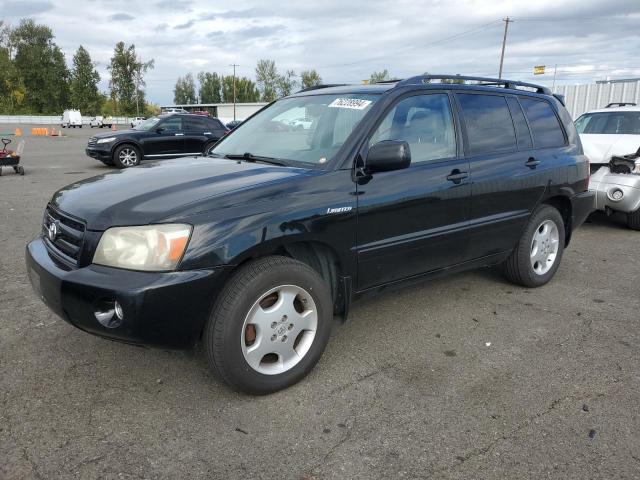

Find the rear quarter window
[[519, 98, 566, 148]]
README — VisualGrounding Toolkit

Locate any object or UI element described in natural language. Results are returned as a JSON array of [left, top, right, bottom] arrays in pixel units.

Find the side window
[[506, 97, 533, 150], [369, 93, 456, 163], [209, 119, 225, 132], [184, 117, 207, 132], [161, 117, 182, 132], [519, 98, 566, 148], [456, 93, 516, 155]]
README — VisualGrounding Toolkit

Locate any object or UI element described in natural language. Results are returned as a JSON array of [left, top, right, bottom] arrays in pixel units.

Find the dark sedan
[[85, 113, 229, 168]]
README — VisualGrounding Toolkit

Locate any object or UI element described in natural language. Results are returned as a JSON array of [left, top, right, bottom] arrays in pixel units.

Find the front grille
[[42, 205, 86, 264], [87, 137, 97, 147]]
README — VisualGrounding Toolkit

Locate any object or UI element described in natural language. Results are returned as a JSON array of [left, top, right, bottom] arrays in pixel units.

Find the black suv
[[85, 113, 229, 168], [27, 75, 593, 394]]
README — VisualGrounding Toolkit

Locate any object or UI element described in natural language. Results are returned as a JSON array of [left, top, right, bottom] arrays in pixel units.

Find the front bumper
[[570, 190, 596, 230], [589, 167, 640, 214], [85, 145, 113, 162], [26, 236, 229, 349]]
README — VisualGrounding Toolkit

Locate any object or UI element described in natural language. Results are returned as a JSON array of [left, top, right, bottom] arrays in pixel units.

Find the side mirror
[[155, 127, 166, 134], [366, 140, 411, 173]]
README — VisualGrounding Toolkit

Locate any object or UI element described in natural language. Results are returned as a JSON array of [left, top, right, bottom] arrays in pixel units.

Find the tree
[[369, 69, 391, 84], [278, 69, 297, 97], [255, 59, 279, 102], [197, 71, 222, 103], [0, 22, 25, 113], [173, 73, 197, 104], [69, 46, 102, 113], [11, 19, 70, 113], [300, 69, 322, 89], [221, 75, 260, 103], [108, 42, 154, 115]]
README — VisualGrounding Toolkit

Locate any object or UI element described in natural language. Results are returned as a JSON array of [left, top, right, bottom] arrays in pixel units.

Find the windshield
[[575, 111, 640, 135], [134, 117, 161, 131], [211, 93, 380, 166]]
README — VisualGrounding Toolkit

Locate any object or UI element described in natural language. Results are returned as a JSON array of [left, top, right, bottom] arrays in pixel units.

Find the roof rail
[[605, 102, 637, 108], [297, 84, 348, 93], [396, 74, 551, 95]]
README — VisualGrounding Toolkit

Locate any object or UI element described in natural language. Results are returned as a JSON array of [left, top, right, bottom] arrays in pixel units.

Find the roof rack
[[605, 102, 637, 108], [297, 84, 348, 93], [395, 74, 551, 95]]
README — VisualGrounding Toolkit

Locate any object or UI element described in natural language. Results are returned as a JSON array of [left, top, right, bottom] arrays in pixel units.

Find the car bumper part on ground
[[26, 236, 228, 349], [589, 166, 640, 213]]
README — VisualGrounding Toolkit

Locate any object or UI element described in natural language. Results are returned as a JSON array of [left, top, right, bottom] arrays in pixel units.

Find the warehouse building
[[553, 78, 640, 118], [159, 102, 267, 123]]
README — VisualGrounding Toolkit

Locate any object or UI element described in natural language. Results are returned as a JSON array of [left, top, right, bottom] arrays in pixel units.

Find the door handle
[[446, 170, 469, 183], [525, 157, 540, 168]]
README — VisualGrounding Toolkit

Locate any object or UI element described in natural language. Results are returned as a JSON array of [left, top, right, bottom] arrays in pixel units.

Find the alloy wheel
[[530, 219, 559, 275]]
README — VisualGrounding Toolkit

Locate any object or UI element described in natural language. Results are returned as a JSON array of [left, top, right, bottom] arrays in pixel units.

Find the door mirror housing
[[366, 140, 411, 173]]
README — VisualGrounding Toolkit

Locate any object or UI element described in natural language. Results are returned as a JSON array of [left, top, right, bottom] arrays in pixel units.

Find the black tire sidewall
[[113, 144, 140, 169], [207, 258, 333, 394], [203, 141, 215, 155], [517, 206, 565, 287], [627, 209, 640, 230]]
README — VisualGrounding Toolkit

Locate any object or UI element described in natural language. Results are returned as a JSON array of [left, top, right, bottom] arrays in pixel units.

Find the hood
[[51, 158, 313, 230], [92, 128, 138, 139], [580, 134, 640, 164]]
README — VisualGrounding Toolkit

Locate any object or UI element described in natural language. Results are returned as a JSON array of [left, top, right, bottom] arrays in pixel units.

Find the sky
[[2, 0, 640, 105]]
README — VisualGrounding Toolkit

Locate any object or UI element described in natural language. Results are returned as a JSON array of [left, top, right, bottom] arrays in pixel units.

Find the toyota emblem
[[47, 221, 59, 242]]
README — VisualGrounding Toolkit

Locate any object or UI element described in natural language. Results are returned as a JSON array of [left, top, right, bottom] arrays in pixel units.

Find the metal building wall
[[554, 80, 640, 118]]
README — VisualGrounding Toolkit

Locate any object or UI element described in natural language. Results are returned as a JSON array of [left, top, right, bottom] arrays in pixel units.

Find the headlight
[[96, 137, 116, 144], [93, 224, 192, 271]]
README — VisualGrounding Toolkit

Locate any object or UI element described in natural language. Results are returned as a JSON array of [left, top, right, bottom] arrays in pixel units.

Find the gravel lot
[[1, 125, 639, 479]]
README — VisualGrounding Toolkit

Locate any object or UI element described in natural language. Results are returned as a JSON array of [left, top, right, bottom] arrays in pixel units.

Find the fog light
[[94, 299, 123, 328], [608, 188, 624, 202]]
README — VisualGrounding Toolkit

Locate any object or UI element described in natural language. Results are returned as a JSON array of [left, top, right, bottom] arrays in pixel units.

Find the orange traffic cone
[[111, 124, 116, 131], [50, 128, 56, 136], [15, 127, 22, 136]]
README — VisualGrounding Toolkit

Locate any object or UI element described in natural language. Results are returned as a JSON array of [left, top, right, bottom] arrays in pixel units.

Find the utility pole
[[229, 64, 239, 121], [498, 17, 513, 79]]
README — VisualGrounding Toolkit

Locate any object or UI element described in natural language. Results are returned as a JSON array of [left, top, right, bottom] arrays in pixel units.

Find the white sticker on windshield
[[328, 98, 372, 110]]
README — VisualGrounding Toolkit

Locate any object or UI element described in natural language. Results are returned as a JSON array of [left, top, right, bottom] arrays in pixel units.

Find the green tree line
[[0, 19, 156, 116], [174, 61, 324, 104]]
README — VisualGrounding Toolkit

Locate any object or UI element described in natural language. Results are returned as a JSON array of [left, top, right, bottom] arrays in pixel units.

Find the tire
[[113, 144, 141, 169], [628, 209, 640, 231], [204, 256, 333, 394], [203, 141, 216, 156], [502, 204, 565, 288]]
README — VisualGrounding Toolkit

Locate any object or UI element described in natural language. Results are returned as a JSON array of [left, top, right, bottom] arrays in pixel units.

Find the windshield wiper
[[223, 152, 288, 166]]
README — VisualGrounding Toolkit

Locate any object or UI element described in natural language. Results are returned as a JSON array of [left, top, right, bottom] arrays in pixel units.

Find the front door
[[356, 92, 471, 290], [141, 116, 184, 157]]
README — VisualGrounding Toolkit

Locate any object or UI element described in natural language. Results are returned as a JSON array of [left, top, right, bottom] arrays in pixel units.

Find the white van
[[61, 109, 83, 128]]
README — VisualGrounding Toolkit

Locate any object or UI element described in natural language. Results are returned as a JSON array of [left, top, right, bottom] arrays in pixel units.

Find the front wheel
[[204, 256, 333, 394], [113, 144, 141, 168], [502, 205, 565, 288], [628, 209, 640, 230]]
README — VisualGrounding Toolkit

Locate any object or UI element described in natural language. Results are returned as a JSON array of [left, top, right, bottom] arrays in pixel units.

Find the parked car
[[130, 116, 146, 128], [575, 104, 640, 229], [162, 107, 189, 114], [27, 75, 593, 394], [85, 113, 229, 168], [89, 116, 114, 128], [61, 109, 82, 128], [192, 110, 211, 117], [226, 120, 243, 130]]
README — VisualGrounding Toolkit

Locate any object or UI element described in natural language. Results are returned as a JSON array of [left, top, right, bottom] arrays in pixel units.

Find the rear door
[[455, 92, 564, 260], [356, 92, 471, 290], [140, 116, 184, 157]]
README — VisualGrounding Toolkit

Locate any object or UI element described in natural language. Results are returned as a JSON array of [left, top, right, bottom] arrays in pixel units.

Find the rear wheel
[[503, 204, 565, 288], [113, 144, 141, 168], [203, 140, 216, 156], [628, 209, 640, 230], [204, 256, 333, 394]]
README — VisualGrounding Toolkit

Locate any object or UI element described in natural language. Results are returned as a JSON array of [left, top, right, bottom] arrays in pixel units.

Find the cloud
[[109, 13, 134, 21], [174, 20, 195, 29], [1, 0, 53, 18], [155, 0, 192, 9], [154, 23, 169, 32]]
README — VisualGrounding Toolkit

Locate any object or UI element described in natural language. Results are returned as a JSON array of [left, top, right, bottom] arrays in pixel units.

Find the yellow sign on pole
[[533, 65, 546, 75]]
